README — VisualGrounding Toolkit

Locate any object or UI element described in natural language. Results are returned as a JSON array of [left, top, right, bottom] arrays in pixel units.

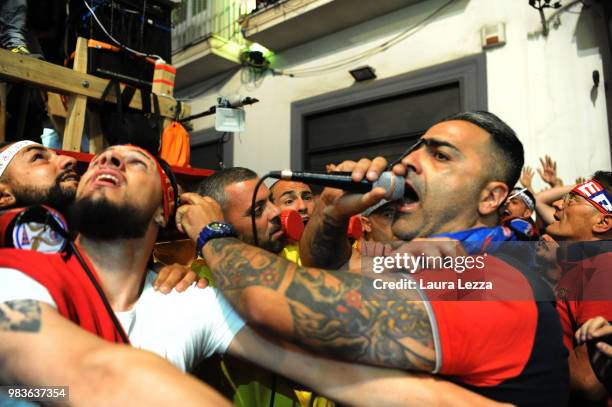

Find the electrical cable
[[140, 0, 147, 51], [69, 240, 131, 344], [82, 0, 165, 62], [545, 0, 583, 22], [216, 132, 231, 169], [276, 0, 455, 77], [250, 173, 272, 248]]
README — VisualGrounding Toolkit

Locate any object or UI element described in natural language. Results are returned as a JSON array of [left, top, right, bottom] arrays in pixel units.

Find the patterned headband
[[508, 187, 535, 211], [571, 180, 612, 215]]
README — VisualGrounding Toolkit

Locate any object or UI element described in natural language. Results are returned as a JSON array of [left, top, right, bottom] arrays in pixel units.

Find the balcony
[[172, 0, 255, 88], [241, 0, 425, 52]]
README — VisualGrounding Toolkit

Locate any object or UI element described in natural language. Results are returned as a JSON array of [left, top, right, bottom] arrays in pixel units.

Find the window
[[190, 128, 233, 170], [304, 83, 460, 171], [291, 54, 487, 171]]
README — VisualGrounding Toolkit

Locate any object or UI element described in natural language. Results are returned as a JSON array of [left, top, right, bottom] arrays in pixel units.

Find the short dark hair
[[197, 167, 257, 208], [523, 188, 536, 207], [443, 111, 524, 189], [593, 171, 612, 195]]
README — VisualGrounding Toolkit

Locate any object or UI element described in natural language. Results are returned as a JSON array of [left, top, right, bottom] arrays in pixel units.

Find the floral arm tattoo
[[0, 300, 42, 333], [204, 238, 435, 371], [303, 212, 351, 269]]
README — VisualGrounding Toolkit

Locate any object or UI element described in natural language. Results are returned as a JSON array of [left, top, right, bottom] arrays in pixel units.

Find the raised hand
[[520, 166, 534, 192], [537, 155, 563, 187]]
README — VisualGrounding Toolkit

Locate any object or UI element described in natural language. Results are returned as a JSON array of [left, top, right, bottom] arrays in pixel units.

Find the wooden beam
[[63, 37, 89, 151], [0, 82, 6, 142], [0, 48, 190, 120], [88, 109, 105, 154]]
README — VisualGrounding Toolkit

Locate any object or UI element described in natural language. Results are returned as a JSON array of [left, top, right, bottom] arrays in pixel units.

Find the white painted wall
[[182, 0, 611, 189]]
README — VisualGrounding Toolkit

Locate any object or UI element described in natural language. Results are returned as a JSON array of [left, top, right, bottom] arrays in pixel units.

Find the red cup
[[280, 209, 305, 242]]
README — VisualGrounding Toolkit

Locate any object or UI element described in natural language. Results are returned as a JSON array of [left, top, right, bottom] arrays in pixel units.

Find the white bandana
[[0, 140, 38, 178]]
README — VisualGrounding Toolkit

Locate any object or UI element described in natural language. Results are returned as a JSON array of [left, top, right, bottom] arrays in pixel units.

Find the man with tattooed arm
[[176, 111, 569, 406], [0, 144, 500, 406]]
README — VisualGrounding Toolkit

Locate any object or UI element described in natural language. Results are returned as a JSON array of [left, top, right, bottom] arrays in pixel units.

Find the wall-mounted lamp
[[349, 66, 376, 82]]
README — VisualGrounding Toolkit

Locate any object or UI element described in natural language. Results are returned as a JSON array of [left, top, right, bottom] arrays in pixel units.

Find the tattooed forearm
[[0, 300, 42, 333], [205, 238, 434, 371], [300, 210, 351, 269]]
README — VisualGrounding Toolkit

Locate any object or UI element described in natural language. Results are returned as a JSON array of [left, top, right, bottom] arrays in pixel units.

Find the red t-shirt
[[0, 248, 128, 344], [556, 248, 612, 350], [423, 256, 537, 386], [412, 253, 567, 406]]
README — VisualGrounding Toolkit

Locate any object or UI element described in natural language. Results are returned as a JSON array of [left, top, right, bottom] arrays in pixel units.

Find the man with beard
[[176, 111, 569, 406], [0, 145, 499, 407], [270, 180, 315, 225], [0, 140, 205, 292], [0, 144, 232, 406], [198, 170, 330, 406], [198, 167, 287, 254], [268, 179, 315, 268], [0, 140, 79, 212], [546, 172, 612, 403]]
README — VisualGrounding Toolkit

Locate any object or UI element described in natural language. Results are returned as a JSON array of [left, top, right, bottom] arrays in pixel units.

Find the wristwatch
[[196, 222, 238, 255]]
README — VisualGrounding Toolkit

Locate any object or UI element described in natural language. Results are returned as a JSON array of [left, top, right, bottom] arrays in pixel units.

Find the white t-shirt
[[0, 268, 245, 372]]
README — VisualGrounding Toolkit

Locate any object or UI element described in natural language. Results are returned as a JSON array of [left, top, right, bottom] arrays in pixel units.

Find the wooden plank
[[46, 92, 66, 135], [47, 92, 67, 118], [0, 82, 6, 142], [63, 37, 88, 151], [0, 48, 190, 120], [88, 109, 105, 154]]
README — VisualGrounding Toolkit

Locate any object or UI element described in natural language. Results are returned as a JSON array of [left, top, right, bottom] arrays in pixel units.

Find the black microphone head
[[375, 172, 405, 201]]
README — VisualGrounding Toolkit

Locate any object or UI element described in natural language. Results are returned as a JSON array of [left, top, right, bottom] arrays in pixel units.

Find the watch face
[[206, 222, 234, 235], [209, 222, 225, 232]]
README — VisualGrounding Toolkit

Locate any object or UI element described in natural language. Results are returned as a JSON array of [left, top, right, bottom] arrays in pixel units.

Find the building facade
[[173, 0, 612, 188]]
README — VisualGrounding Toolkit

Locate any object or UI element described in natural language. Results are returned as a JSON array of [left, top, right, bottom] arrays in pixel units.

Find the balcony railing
[[172, 0, 254, 53]]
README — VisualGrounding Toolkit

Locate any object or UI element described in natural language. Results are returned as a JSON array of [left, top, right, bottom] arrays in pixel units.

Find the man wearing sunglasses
[[548, 172, 612, 403]]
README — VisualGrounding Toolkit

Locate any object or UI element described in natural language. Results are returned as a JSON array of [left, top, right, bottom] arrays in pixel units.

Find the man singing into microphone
[[2, 145, 503, 406], [176, 111, 569, 406]]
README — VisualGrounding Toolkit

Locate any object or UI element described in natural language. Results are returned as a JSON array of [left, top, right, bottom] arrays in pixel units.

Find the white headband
[[0, 140, 38, 178], [508, 187, 535, 211]]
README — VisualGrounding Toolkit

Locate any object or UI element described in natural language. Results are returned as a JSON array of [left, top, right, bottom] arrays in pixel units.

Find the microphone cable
[[250, 172, 274, 248]]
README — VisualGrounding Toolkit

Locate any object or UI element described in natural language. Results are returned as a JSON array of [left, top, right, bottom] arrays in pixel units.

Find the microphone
[[268, 170, 404, 201]]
